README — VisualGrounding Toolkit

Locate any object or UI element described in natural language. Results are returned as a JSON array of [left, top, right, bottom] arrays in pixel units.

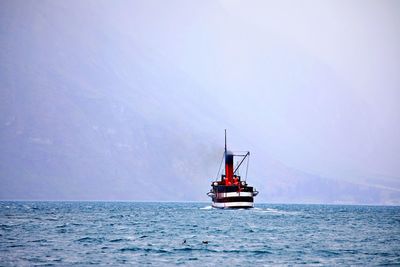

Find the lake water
[[1, 202, 399, 265]]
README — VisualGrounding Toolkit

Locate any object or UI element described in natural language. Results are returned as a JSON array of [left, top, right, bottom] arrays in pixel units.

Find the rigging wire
[[245, 154, 250, 182], [215, 153, 224, 181]]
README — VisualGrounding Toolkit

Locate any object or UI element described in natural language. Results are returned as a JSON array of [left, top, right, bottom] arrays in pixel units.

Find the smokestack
[[224, 130, 233, 185], [225, 151, 234, 185]]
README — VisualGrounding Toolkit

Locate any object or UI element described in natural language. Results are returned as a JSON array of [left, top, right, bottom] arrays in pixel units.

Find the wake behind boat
[[207, 130, 258, 208]]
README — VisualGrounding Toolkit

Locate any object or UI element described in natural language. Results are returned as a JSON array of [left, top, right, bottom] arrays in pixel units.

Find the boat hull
[[210, 185, 255, 209], [212, 201, 254, 209]]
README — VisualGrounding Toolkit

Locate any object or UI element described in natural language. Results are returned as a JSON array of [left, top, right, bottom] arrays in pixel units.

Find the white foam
[[265, 208, 280, 213], [253, 207, 299, 215]]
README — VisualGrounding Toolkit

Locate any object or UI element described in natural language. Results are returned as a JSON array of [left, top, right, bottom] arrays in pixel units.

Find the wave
[[120, 247, 170, 254], [253, 207, 300, 215], [75, 237, 105, 243]]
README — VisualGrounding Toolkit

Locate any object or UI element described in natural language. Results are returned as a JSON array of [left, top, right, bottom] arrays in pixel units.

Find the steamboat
[[207, 130, 258, 208]]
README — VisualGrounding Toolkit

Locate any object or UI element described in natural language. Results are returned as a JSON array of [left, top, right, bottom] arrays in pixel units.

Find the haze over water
[[1, 0, 400, 204], [1, 202, 399, 266]]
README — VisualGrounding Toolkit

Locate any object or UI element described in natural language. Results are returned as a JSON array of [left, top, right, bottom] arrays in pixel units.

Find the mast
[[224, 129, 227, 154]]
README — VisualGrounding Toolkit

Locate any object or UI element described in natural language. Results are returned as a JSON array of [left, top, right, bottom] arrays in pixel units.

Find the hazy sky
[[126, 0, 400, 182], [0, 0, 399, 203], [222, 1, 398, 179]]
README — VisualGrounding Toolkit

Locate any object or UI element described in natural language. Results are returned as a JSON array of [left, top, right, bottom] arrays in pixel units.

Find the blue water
[[1, 202, 399, 266]]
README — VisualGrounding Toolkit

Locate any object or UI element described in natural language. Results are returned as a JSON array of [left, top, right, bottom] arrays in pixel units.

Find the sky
[[0, 0, 399, 204]]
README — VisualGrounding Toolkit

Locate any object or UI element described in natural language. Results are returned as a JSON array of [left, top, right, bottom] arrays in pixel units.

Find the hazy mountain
[[1, 0, 399, 204]]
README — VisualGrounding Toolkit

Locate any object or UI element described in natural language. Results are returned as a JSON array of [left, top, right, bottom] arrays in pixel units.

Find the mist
[[1, 0, 399, 204]]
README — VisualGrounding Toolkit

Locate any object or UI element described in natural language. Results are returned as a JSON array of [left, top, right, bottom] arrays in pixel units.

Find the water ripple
[[0, 202, 399, 265]]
